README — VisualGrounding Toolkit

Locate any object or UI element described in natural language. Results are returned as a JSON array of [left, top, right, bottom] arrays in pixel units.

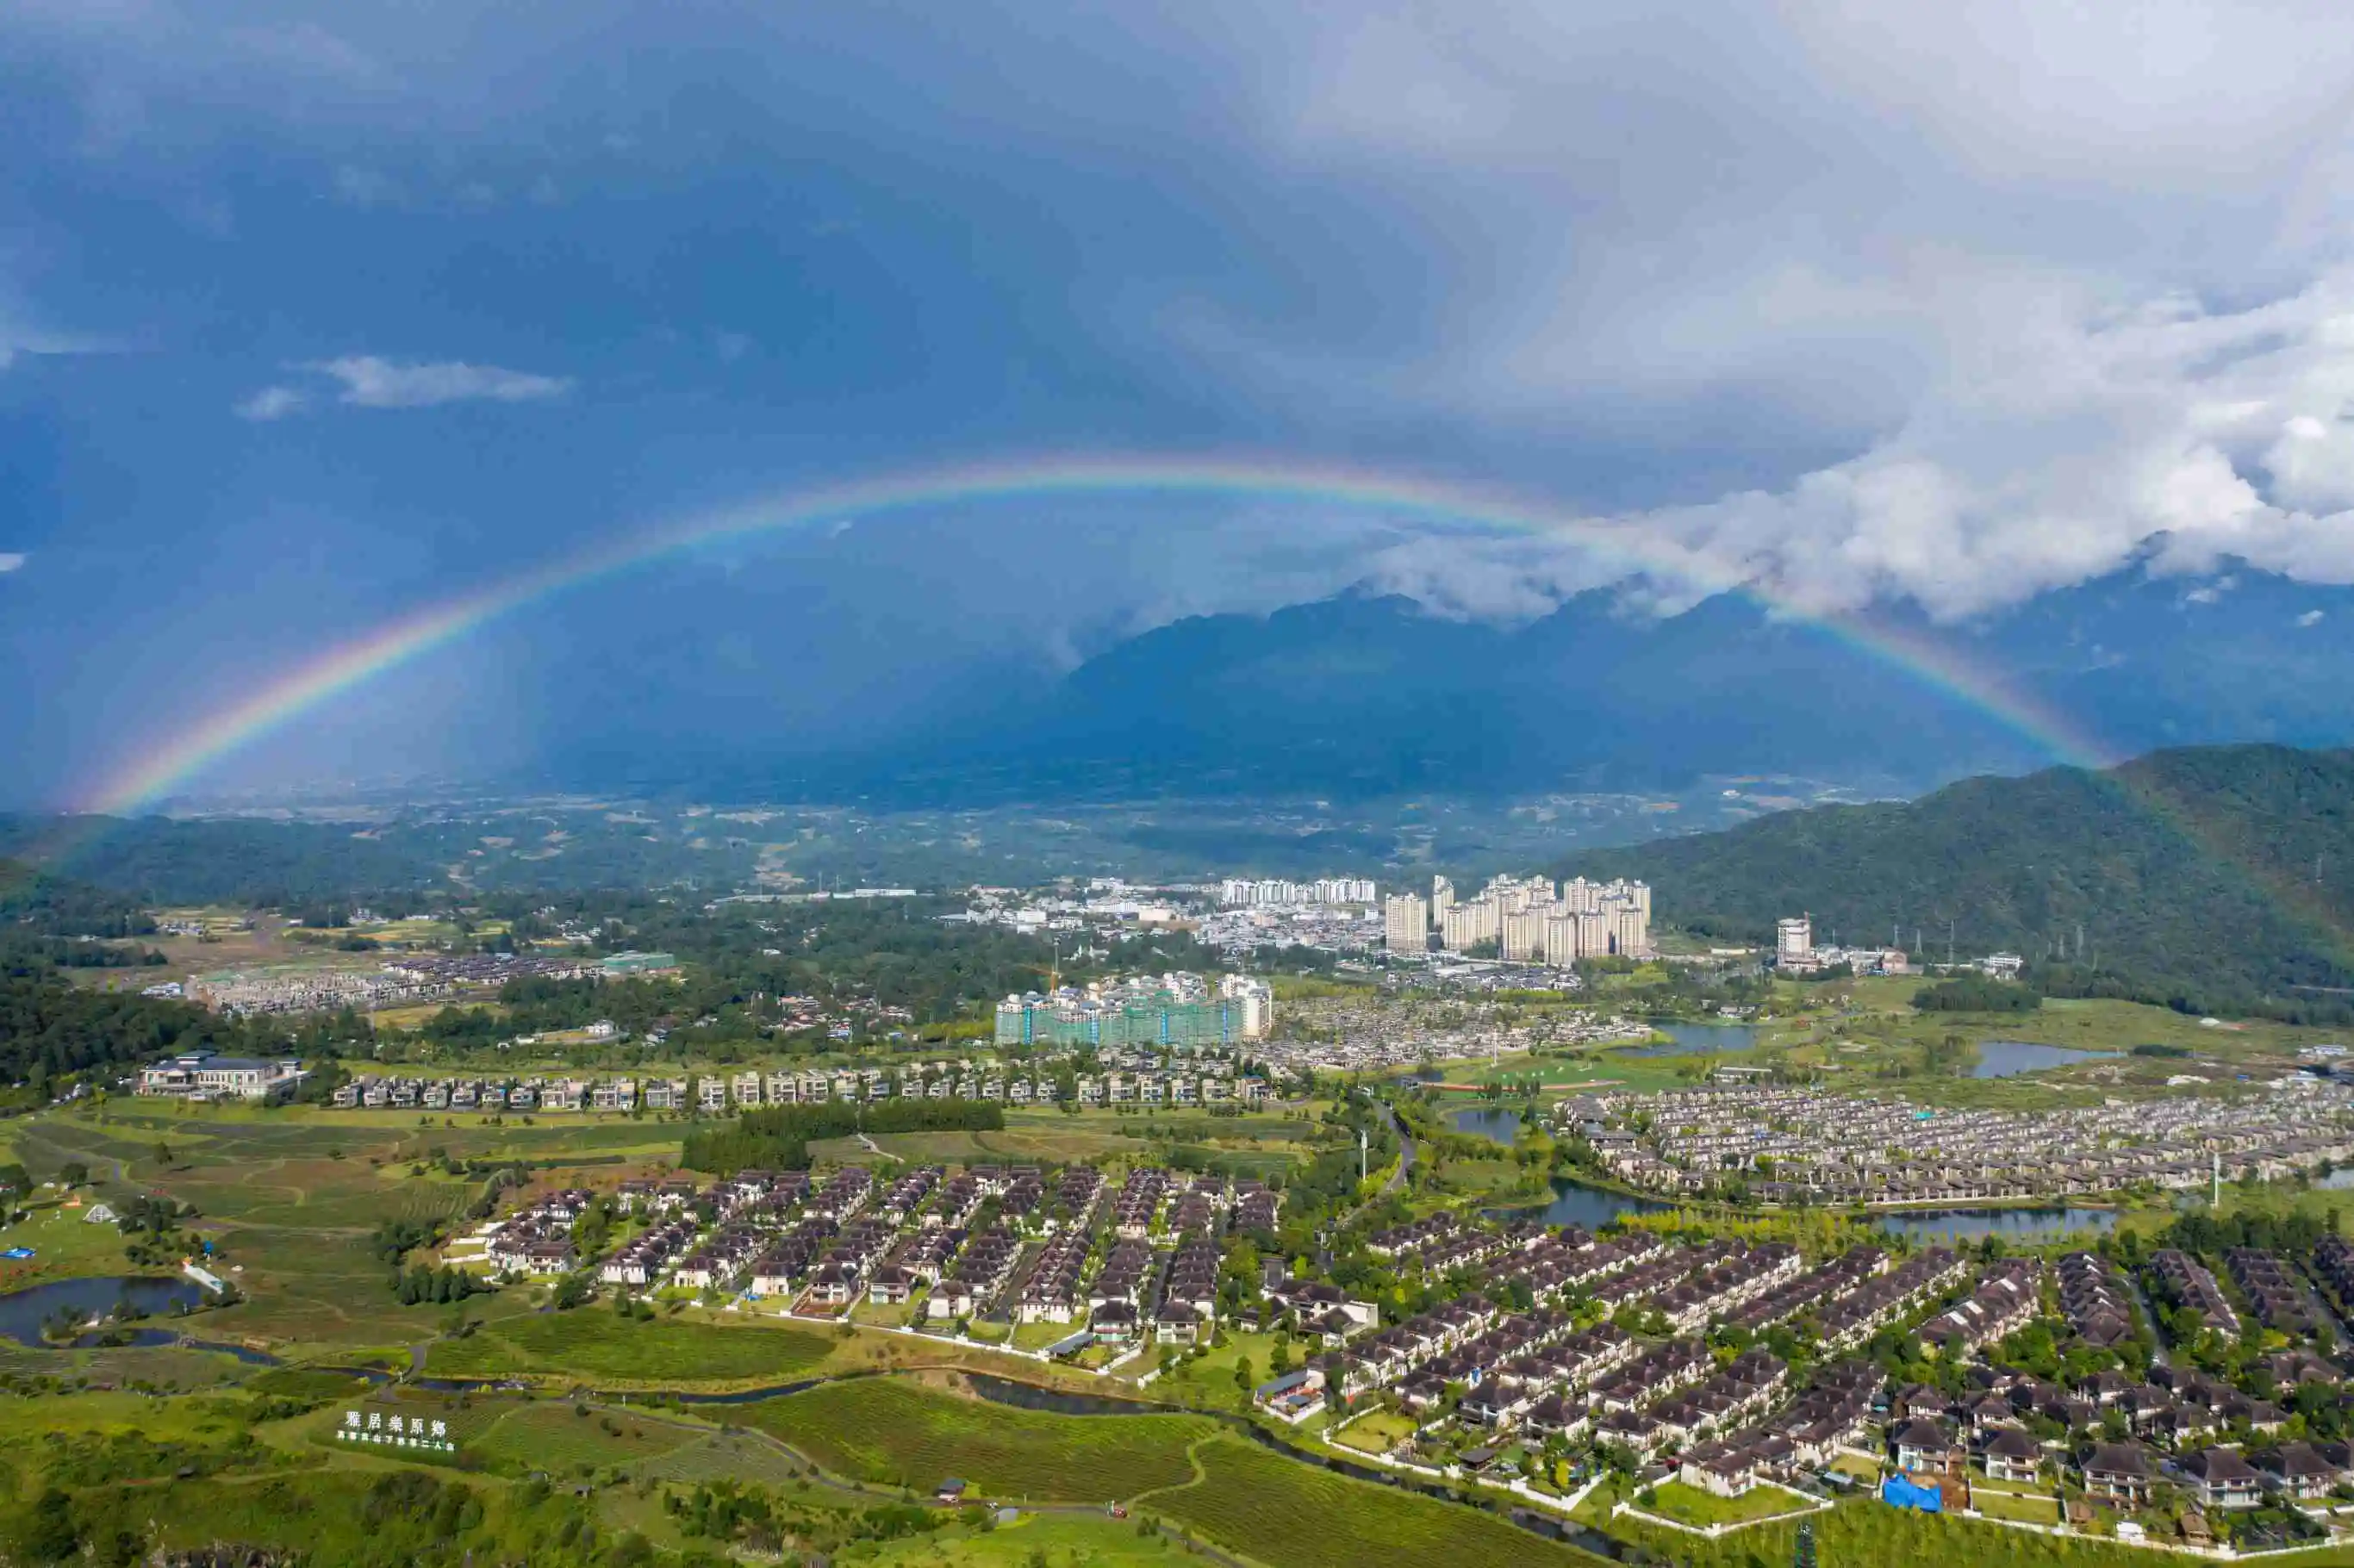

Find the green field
[[1635, 1479, 1814, 1528], [1329, 1408, 1417, 1455], [743, 1376, 1217, 1499], [638, 1428, 810, 1487], [1145, 1435, 1590, 1568], [864, 1511, 1197, 1567], [1604, 1496, 2354, 1567], [0, 1198, 165, 1288], [1972, 1489, 2062, 1523], [469, 1401, 703, 1472], [425, 1309, 835, 1385]]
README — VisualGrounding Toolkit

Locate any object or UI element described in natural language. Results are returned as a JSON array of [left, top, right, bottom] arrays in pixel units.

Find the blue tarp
[[1881, 1476, 1942, 1513]]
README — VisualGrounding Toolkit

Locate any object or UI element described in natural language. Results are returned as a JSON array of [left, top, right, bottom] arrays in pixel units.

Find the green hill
[[1558, 744, 2354, 1021]]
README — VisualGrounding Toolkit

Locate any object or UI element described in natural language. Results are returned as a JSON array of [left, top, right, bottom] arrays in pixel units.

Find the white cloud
[[1261, 269, 2354, 624], [331, 165, 402, 208], [307, 356, 573, 409], [0, 553, 24, 573], [1112, 1, 2354, 622], [233, 385, 305, 421], [0, 297, 109, 373], [2300, 609, 2327, 626]]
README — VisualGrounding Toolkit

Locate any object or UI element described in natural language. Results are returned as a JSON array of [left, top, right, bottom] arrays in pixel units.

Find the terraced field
[[1147, 1436, 1591, 1568], [743, 1377, 1216, 1499]]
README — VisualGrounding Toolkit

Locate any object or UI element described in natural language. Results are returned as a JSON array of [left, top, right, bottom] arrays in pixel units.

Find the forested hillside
[[1560, 745, 2354, 1020]]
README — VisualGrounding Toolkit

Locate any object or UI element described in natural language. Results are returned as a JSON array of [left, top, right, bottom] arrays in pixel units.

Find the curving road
[[1338, 1098, 1416, 1229]]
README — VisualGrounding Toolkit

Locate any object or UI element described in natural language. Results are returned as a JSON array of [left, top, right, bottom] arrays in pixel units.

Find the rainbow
[[76, 452, 2114, 816]]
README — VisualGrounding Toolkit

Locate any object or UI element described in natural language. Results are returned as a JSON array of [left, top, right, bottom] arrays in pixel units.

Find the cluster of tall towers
[[1383, 874, 1652, 963]]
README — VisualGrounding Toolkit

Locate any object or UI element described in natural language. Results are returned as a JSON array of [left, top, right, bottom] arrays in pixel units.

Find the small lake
[[1971, 1041, 2116, 1078], [1873, 1206, 2118, 1241], [0, 1276, 208, 1348], [1622, 1021, 1760, 1057], [1452, 1106, 1535, 1146], [1491, 1176, 1677, 1229]]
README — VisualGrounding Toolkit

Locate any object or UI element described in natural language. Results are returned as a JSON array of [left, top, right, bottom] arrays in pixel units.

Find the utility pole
[[1359, 1127, 1368, 1185], [1947, 920, 1956, 968]]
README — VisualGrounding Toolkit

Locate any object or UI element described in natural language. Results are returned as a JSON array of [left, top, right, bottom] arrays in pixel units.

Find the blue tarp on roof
[[1882, 1476, 1942, 1513]]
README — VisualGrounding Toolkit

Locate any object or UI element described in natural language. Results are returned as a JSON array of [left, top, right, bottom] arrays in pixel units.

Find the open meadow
[[743, 1376, 1217, 1499], [1143, 1434, 1591, 1568], [426, 1308, 837, 1385]]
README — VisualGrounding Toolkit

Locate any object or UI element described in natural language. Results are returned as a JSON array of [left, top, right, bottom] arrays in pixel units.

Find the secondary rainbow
[[78, 452, 2114, 816]]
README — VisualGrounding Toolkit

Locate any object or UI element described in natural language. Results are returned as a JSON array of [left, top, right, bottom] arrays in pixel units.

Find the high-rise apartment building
[[1384, 894, 1430, 952], [1430, 873, 1653, 963], [1777, 915, 1814, 966]]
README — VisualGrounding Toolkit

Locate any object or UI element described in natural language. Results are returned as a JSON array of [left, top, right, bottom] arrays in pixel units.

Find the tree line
[[680, 1098, 1005, 1174]]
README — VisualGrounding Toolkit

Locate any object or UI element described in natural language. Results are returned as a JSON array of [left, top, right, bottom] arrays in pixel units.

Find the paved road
[[2122, 1271, 2172, 1368], [1376, 1099, 1416, 1198], [1339, 1098, 1416, 1228]]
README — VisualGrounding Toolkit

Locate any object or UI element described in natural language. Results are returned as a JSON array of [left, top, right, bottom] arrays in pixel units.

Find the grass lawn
[[0, 1198, 153, 1287], [1973, 1489, 2061, 1523], [468, 1401, 702, 1473], [638, 1428, 809, 1487], [1602, 1494, 2323, 1568], [864, 1511, 1191, 1566], [425, 1307, 836, 1385], [1011, 1319, 1078, 1352], [742, 1375, 1216, 1500], [1149, 1331, 1280, 1409], [1147, 1434, 1591, 1568], [1330, 1408, 1417, 1454], [851, 1297, 921, 1330], [1637, 1479, 1814, 1528]]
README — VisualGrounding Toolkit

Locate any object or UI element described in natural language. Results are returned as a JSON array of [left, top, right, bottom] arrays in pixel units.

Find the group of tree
[[1912, 974, 2040, 1013], [389, 1264, 486, 1306], [680, 1098, 1005, 1175], [1559, 744, 2354, 1024]]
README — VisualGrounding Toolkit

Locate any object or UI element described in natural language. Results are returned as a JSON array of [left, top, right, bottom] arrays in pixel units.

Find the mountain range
[[528, 561, 2354, 806]]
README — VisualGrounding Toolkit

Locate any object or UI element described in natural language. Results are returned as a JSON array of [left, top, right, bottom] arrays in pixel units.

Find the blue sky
[[9, 2, 2354, 805]]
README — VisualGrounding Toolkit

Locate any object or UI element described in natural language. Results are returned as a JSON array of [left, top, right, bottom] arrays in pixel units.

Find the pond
[[1971, 1040, 2116, 1078], [1490, 1176, 1677, 1229], [1621, 1021, 1761, 1057], [1872, 1206, 2118, 1242], [1451, 1106, 1534, 1146], [0, 1276, 208, 1348]]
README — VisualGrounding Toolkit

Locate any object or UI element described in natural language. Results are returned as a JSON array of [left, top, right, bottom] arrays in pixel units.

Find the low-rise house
[[2082, 1442, 2155, 1509], [2179, 1447, 2264, 1512], [1979, 1427, 2043, 1484], [1892, 1417, 1961, 1478], [2260, 1441, 2342, 1502]]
